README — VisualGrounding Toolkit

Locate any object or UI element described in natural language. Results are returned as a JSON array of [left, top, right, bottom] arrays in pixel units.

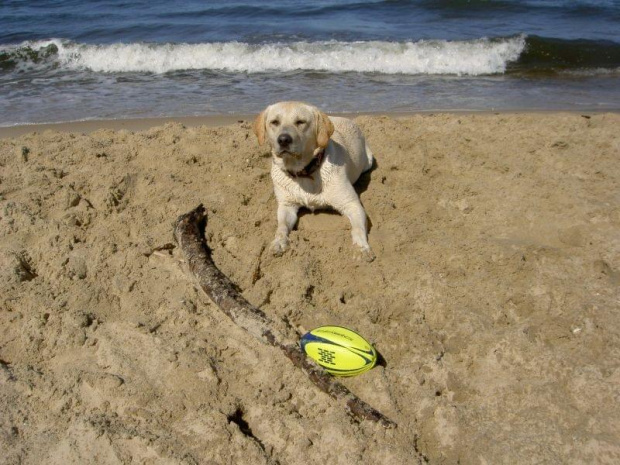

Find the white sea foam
[[562, 67, 620, 76], [20, 37, 526, 76]]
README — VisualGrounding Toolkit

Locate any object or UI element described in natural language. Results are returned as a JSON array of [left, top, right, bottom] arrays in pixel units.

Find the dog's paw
[[270, 238, 289, 257], [356, 246, 376, 263]]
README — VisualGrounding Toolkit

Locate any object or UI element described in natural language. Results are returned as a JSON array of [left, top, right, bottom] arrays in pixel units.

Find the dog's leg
[[338, 196, 375, 262], [272, 203, 299, 256]]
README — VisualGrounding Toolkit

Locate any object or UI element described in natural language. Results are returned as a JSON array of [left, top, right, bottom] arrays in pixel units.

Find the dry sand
[[1, 112, 619, 464]]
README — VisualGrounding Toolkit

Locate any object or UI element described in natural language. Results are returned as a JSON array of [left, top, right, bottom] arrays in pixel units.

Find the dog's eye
[[270, 120, 280, 127], [295, 120, 306, 126]]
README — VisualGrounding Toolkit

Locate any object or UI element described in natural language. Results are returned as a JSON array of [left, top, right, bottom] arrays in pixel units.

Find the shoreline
[[1, 108, 618, 138]]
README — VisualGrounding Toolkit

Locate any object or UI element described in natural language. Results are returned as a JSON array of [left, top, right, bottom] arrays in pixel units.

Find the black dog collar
[[287, 148, 326, 178]]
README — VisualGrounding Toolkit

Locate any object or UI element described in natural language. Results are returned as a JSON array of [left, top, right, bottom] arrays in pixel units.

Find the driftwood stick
[[174, 204, 396, 429]]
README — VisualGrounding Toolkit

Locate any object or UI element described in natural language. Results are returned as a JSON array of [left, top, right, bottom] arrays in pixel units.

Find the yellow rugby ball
[[300, 326, 377, 377]]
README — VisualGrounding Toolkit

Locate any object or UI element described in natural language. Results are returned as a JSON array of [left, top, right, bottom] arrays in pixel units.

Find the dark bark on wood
[[174, 204, 397, 429]]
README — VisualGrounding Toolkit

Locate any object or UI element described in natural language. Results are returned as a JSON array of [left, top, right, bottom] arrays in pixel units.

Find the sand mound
[[1, 113, 619, 464]]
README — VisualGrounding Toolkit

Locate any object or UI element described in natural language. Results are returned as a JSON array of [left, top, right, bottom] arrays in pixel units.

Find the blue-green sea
[[1, 0, 619, 125]]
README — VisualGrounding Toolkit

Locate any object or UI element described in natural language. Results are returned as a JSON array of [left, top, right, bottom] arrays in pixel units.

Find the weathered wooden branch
[[174, 204, 396, 429]]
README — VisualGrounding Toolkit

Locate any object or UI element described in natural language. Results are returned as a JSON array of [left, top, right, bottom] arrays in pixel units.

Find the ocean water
[[1, 0, 619, 126]]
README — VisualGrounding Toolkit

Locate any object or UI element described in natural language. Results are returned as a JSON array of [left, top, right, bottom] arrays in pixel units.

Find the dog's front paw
[[356, 246, 376, 263], [270, 237, 289, 256]]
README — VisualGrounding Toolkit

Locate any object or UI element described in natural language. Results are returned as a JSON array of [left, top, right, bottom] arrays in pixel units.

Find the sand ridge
[[1, 113, 619, 464]]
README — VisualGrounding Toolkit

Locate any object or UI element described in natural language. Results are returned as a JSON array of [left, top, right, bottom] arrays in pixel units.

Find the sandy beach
[[1, 112, 619, 464]]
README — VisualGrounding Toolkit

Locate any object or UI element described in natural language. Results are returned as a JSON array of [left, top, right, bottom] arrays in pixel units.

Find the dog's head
[[253, 101, 334, 173]]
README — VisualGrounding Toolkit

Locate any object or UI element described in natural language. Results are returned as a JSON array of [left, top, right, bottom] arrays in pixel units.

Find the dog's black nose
[[277, 133, 292, 147]]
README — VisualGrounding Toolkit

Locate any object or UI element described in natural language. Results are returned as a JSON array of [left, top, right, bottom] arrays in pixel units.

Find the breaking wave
[[3, 35, 619, 77], [1, 37, 526, 76]]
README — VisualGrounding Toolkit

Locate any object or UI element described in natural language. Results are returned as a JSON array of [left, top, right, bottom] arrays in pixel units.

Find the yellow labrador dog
[[253, 101, 375, 261]]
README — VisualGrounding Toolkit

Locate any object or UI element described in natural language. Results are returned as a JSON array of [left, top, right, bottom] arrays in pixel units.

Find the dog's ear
[[252, 109, 267, 145], [315, 109, 334, 149]]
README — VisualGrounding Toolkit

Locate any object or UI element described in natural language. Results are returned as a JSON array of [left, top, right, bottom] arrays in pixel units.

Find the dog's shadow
[[297, 158, 378, 232], [355, 157, 378, 232], [355, 157, 378, 197]]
